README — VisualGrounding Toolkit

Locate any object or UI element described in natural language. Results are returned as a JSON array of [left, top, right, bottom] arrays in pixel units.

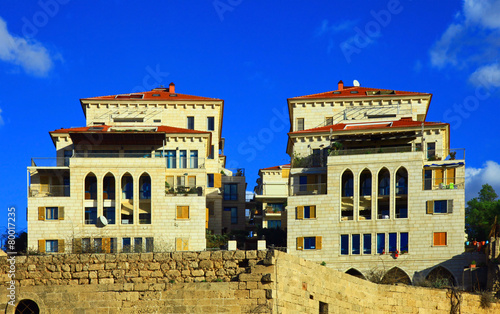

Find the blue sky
[[1, 0, 500, 234]]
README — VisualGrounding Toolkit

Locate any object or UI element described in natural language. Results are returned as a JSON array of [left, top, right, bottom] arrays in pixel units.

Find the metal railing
[[425, 148, 465, 161], [31, 157, 70, 167], [330, 145, 419, 157], [289, 183, 327, 196], [291, 155, 325, 168], [165, 185, 205, 196], [29, 185, 70, 197], [423, 177, 465, 191]]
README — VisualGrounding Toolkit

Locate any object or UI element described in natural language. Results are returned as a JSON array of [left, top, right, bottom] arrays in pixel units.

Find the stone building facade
[[284, 81, 467, 284], [27, 83, 247, 254]]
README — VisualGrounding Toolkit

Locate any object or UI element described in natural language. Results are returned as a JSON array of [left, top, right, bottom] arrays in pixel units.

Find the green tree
[[466, 184, 500, 240]]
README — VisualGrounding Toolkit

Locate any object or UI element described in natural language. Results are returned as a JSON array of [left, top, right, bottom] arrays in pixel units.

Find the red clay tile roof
[[289, 86, 429, 100], [50, 125, 210, 135], [260, 164, 290, 171], [81, 88, 221, 101], [289, 119, 447, 135]]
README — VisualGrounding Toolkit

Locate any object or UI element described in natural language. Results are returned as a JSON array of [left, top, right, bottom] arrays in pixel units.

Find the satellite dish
[[353, 80, 360, 87], [98, 216, 108, 226]]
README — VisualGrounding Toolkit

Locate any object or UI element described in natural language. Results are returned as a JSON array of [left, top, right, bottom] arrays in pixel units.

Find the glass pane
[[341, 235, 349, 255], [352, 234, 360, 254], [400, 233, 409, 252], [363, 234, 372, 254], [389, 233, 397, 252], [377, 233, 385, 254]]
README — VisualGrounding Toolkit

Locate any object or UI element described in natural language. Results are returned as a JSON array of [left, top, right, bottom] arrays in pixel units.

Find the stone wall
[[1, 250, 498, 313]]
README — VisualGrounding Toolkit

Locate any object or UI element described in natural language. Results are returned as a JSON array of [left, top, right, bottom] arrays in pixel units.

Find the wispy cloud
[[0, 108, 4, 126], [465, 160, 500, 201], [429, 0, 500, 86], [0, 16, 54, 77], [469, 63, 500, 88], [315, 19, 359, 54]]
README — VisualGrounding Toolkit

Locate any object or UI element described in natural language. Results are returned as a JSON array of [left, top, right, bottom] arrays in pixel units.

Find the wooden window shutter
[[434, 169, 444, 185], [183, 206, 189, 219], [176, 206, 182, 219], [433, 232, 447, 246], [38, 239, 46, 253], [448, 200, 453, 213], [310, 206, 316, 219], [296, 206, 304, 220], [296, 237, 304, 250], [426, 201, 434, 214], [433, 232, 439, 246], [188, 176, 196, 187], [58, 239, 65, 253], [422, 169, 426, 190], [316, 236, 322, 250], [214, 173, 222, 188], [206, 208, 209, 228], [102, 238, 111, 253], [38, 207, 45, 220], [165, 175, 174, 187], [442, 232, 447, 245], [73, 238, 82, 253], [446, 168, 456, 185], [183, 239, 189, 251], [176, 238, 183, 251], [282, 168, 290, 178], [58, 207, 64, 220]]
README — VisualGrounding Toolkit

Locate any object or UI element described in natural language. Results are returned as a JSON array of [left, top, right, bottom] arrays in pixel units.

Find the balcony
[[222, 168, 245, 176], [29, 185, 70, 197], [331, 145, 420, 157], [425, 148, 465, 162], [289, 183, 327, 196], [423, 177, 465, 191], [31, 157, 69, 168], [291, 155, 325, 168], [165, 185, 205, 196]]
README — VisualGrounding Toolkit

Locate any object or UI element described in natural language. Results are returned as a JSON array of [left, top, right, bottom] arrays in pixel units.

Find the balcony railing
[[222, 168, 245, 176], [31, 157, 69, 167], [291, 155, 325, 168], [331, 145, 420, 157], [165, 185, 205, 196], [29, 185, 70, 197], [423, 177, 465, 191], [289, 183, 327, 196], [425, 148, 465, 162]]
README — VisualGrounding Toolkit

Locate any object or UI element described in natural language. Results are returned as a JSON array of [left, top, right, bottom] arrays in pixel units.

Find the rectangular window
[[94, 238, 102, 253], [188, 176, 196, 187], [124, 150, 151, 158], [433, 232, 447, 246], [427, 142, 436, 159], [297, 118, 304, 131], [134, 238, 143, 253], [363, 234, 372, 254], [46, 207, 59, 220], [340, 235, 349, 255], [85, 207, 97, 224], [434, 200, 447, 213], [103, 207, 115, 224], [208, 145, 214, 159], [224, 184, 238, 201], [166, 150, 176, 168], [304, 237, 316, 250], [377, 233, 385, 254], [325, 117, 333, 126], [187, 116, 194, 130], [400, 233, 409, 252], [231, 207, 238, 224], [296, 206, 316, 219], [179, 150, 187, 168], [82, 238, 91, 252], [389, 233, 397, 253], [427, 200, 453, 214], [207, 117, 215, 131], [352, 234, 360, 255], [267, 220, 281, 229], [176, 238, 189, 251], [424, 169, 432, 190], [299, 175, 307, 192], [207, 174, 214, 188], [189, 150, 198, 168], [176, 206, 189, 219], [122, 238, 131, 253], [177, 176, 185, 187], [64, 150, 72, 166], [165, 175, 174, 191], [46, 240, 59, 253], [146, 237, 154, 252]]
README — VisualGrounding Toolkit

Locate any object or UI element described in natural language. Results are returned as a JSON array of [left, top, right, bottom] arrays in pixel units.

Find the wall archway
[[425, 266, 456, 286], [382, 267, 411, 285], [15, 299, 40, 314], [346, 268, 366, 280]]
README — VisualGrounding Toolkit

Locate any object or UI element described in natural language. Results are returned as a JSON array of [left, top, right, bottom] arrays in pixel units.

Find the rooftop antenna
[[353, 80, 360, 87]]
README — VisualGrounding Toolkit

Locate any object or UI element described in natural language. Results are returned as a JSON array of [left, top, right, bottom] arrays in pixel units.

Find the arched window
[[359, 169, 372, 220], [341, 170, 354, 221], [84, 173, 97, 200], [103, 173, 116, 224], [139, 173, 152, 224], [15, 299, 40, 313], [377, 168, 390, 219], [426, 266, 455, 286], [395, 167, 408, 219], [121, 173, 133, 200], [121, 173, 133, 224]]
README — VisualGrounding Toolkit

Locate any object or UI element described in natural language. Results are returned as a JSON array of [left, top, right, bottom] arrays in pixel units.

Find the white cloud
[[469, 63, 500, 88], [0, 108, 4, 126], [0, 17, 53, 77], [429, 0, 500, 85], [465, 160, 500, 201], [464, 0, 500, 29]]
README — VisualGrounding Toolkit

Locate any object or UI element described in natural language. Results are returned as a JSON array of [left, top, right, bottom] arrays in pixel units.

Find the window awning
[[424, 162, 464, 168]]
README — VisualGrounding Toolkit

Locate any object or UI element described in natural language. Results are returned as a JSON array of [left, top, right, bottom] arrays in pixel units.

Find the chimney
[[169, 82, 175, 93], [338, 80, 344, 91]]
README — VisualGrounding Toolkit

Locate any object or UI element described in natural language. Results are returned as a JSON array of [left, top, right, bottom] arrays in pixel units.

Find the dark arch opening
[[346, 268, 365, 280], [382, 267, 411, 285], [15, 299, 40, 314], [425, 266, 455, 286]]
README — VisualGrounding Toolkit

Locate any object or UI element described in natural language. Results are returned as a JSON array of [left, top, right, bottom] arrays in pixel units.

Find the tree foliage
[[466, 184, 500, 240]]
